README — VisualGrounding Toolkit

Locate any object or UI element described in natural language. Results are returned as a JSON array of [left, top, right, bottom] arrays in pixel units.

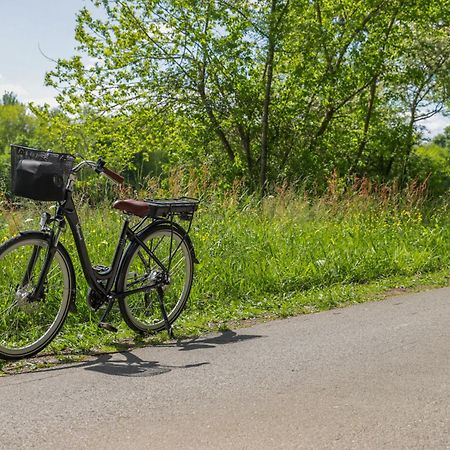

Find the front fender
[[18, 230, 77, 312]]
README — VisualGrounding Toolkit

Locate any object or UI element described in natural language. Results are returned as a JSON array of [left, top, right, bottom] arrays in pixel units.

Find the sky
[[0, 0, 448, 138], [0, 0, 87, 106]]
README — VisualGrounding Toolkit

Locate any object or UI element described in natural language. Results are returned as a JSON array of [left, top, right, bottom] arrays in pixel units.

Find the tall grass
[[1, 176, 450, 357]]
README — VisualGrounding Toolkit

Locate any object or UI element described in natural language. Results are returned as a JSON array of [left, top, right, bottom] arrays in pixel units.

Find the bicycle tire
[[117, 224, 194, 333], [0, 232, 75, 360]]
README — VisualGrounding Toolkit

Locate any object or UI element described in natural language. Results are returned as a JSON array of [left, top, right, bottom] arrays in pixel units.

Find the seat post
[[104, 214, 130, 292], [97, 214, 131, 333]]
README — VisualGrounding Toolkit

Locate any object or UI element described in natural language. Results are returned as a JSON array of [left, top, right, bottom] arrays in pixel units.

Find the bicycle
[[0, 145, 199, 360]]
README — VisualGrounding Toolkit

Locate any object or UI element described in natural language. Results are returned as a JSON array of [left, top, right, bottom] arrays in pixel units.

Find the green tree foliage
[[0, 93, 34, 151], [433, 125, 450, 149], [0, 93, 35, 190], [38, 0, 450, 192], [1, 92, 19, 106]]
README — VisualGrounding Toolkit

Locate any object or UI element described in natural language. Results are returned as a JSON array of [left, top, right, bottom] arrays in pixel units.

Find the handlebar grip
[[102, 167, 125, 185]]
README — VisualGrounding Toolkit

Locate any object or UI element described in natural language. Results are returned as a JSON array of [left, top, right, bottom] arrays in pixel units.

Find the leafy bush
[[409, 143, 450, 195]]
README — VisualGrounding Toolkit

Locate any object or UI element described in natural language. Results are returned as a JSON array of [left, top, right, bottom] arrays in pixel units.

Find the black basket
[[11, 145, 75, 202]]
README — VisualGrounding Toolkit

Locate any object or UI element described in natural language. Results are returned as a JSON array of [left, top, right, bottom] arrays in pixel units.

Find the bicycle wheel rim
[[0, 237, 71, 358], [121, 228, 193, 332]]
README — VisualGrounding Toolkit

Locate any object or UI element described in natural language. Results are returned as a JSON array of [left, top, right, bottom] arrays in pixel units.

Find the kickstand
[[157, 287, 174, 339], [98, 296, 118, 333]]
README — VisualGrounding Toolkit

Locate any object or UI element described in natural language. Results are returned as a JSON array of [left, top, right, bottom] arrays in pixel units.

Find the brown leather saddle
[[113, 199, 150, 217]]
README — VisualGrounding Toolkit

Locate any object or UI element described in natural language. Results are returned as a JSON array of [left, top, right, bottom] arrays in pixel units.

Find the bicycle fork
[[28, 213, 65, 302]]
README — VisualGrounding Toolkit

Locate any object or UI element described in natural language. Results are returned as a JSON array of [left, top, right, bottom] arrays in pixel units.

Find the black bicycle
[[0, 145, 199, 360]]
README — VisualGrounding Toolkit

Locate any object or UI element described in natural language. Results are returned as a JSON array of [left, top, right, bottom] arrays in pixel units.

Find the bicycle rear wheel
[[117, 224, 194, 333], [0, 233, 74, 360]]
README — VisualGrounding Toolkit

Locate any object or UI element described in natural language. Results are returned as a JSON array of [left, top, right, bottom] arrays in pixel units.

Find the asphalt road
[[0, 287, 449, 449]]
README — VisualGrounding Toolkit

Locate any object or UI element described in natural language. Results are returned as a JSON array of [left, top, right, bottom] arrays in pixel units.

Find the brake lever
[[95, 158, 106, 174]]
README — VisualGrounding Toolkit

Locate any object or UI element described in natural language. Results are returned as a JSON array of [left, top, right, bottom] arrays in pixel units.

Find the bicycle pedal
[[93, 265, 110, 276], [98, 322, 118, 333]]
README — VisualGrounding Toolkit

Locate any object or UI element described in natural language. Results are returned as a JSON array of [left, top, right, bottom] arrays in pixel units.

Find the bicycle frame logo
[[75, 223, 84, 242]]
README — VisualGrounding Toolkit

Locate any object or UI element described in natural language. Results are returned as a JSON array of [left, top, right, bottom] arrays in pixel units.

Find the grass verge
[[1, 188, 450, 374]]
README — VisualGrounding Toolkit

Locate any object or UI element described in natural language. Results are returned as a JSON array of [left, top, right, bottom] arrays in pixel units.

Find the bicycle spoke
[[119, 227, 193, 333], [0, 300, 19, 317], [137, 250, 151, 270], [169, 256, 185, 274], [126, 275, 150, 288], [150, 236, 165, 253], [0, 236, 72, 359]]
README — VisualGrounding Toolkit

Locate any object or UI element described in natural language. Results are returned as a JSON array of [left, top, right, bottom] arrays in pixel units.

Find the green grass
[[1, 188, 450, 371]]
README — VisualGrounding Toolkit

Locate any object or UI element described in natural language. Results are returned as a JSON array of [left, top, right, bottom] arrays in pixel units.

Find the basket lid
[[10, 144, 75, 160]]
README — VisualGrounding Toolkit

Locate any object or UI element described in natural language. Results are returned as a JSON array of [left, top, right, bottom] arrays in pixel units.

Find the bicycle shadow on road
[[82, 352, 209, 377], [2, 351, 210, 379], [1, 331, 263, 379], [86, 330, 265, 375], [166, 329, 264, 352]]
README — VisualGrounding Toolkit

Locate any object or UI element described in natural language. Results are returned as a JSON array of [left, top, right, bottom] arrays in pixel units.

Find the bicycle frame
[[26, 155, 198, 334], [60, 193, 129, 296], [32, 189, 170, 306]]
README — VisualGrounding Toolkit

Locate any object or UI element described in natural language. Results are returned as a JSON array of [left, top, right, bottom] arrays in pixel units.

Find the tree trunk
[[198, 80, 235, 162], [197, 6, 235, 163], [237, 124, 254, 181], [260, 0, 277, 196], [351, 76, 378, 174]]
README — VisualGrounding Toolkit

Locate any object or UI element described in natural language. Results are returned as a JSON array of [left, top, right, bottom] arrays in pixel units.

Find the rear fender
[[136, 220, 198, 264]]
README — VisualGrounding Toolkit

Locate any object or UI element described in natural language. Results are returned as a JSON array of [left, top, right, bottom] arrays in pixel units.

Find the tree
[[46, 0, 450, 193], [0, 96, 34, 152], [1, 91, 19, 106], [46, 0, 295, 191], [433, 126, 450, 149]]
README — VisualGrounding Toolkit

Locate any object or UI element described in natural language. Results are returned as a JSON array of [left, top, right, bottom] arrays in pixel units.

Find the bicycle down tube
[[56, 191, 170, 301]]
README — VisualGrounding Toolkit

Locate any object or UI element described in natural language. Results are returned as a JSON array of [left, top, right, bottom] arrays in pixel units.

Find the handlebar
[[71, 158, 125, 185], [102, 166, 125, 185]]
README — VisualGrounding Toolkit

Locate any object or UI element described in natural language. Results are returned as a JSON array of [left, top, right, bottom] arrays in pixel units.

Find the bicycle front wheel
[[0, 232, 74, 360], [117, 224, 194, 333]]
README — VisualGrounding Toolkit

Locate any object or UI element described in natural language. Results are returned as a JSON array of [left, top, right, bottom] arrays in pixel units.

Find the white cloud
[[84, 56, 102, 69], [421, 113, 450, 138], [27, 96, 59, 107], [0, 80, 59, 107], [0, 83, 29, 98]]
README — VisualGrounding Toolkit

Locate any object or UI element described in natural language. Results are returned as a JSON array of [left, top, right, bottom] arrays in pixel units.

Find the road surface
[[0, 287, 449, 449]]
